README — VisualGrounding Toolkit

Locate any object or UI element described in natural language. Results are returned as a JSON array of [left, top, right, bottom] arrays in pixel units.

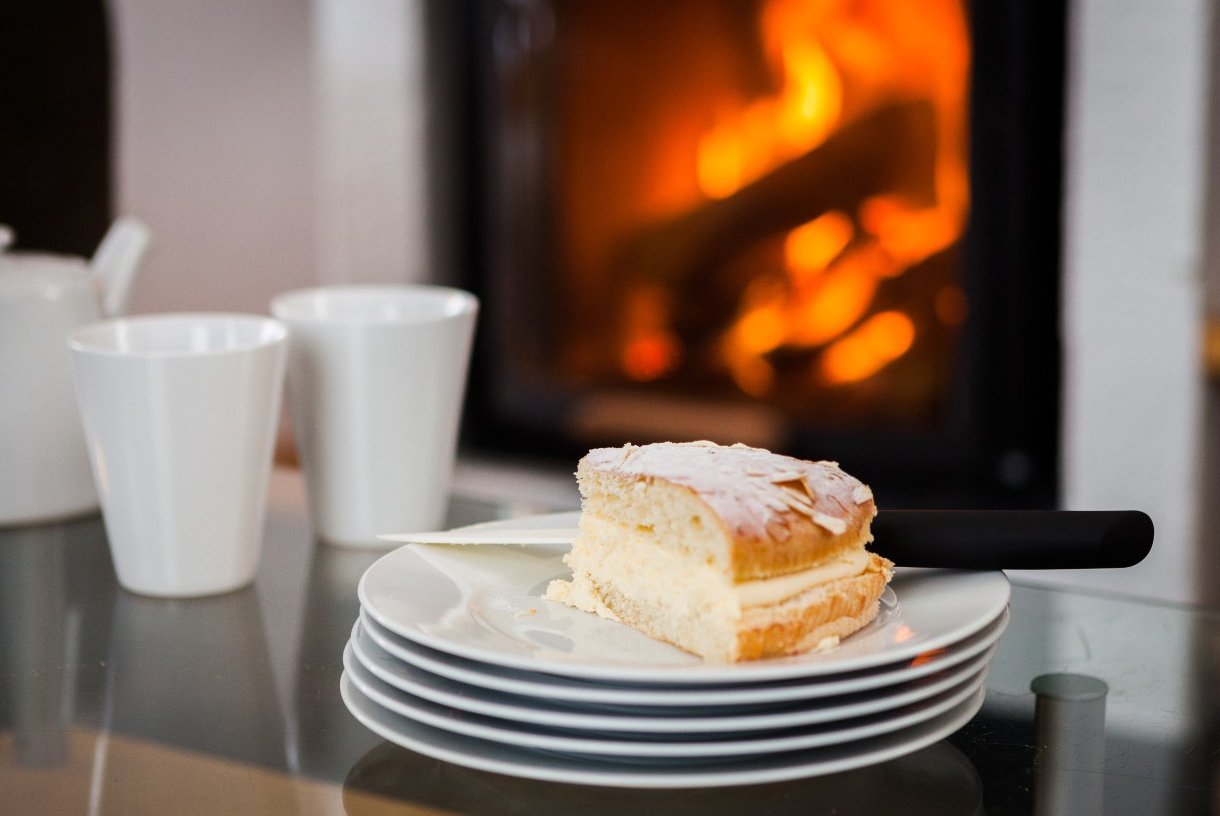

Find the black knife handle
[[871, 510, 1154, 570]]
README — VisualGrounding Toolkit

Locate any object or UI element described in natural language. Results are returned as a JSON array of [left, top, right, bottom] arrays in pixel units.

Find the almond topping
[[811, 511, 848, 535], [786, 499, 815, 518], [766, 518, 793, 541], [763, 495, 790, 513], [782, 486, 814, 506]]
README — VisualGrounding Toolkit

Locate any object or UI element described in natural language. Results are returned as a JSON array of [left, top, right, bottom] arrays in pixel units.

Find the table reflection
[[102, 582, 285, 768], [289, 539, 384, 776], [0, 525, 73, 767], [343, 737, 985, 815]]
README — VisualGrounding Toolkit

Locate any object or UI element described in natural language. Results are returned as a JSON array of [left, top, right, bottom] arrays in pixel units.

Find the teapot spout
[[90, 217, 151, 317]]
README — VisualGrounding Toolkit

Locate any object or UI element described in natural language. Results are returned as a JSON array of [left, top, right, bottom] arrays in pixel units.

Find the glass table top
[[0, 467, 1212, 814]]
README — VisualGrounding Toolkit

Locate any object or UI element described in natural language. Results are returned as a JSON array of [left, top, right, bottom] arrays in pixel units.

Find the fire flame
[[697, 16, 843, 200], [819, 310, 915, 383], [638, 0, 971, 394]]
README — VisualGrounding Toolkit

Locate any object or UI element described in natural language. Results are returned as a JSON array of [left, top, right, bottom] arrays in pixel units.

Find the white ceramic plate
[[343, 647, 986, 759], [340, 672, 987, 788], [358, 606, 1009, 707], [350, 619, 999, 734], [357, 513, 1011, 684]]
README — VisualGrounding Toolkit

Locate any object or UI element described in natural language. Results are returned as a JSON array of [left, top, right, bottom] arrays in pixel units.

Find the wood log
[[610, 100, 940, 343]]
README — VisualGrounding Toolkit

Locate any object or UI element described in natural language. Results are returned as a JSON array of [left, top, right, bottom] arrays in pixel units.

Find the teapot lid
[[0, 226, 92, 298]]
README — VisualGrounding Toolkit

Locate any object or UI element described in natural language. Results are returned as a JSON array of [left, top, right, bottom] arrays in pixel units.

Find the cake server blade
[[379, 528, 578, 546], [380, 509, 1154, 569]]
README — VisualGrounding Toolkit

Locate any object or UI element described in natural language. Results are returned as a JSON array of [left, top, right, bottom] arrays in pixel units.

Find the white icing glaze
[[581, 442, 871, 541]]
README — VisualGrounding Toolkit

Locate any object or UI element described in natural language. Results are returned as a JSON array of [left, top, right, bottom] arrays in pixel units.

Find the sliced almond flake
[[766, 518, 792, 542], [781, 485, 814, 506], [788, 501, 815, 517], [768, 470, 805, 483], [763, 495, 790, 513], [852, 484, 874, 504], [777, 476, 813, 495], [796, 474, 815, 498], [778, 482, 808, 499], [731, 442, 753, 449], [816, 460, 840, 468], [786, 498, 815, 518], [687, 440, 717, 446], [811, 511, 848, 535]]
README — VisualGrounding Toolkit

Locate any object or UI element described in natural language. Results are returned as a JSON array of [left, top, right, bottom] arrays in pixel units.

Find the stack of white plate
[[341, 514, 1010, 789]]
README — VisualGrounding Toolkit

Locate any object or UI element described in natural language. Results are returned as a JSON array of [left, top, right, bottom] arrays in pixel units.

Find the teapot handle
[[91, 217, 151, 317]]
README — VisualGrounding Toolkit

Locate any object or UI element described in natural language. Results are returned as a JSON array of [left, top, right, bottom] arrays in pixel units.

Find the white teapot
[[0, 219, 151, 525]]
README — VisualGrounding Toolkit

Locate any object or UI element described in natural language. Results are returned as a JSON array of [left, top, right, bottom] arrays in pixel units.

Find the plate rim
[[358, 605, 1009, 706], [339, 671, 987, 788], [357, 514, 1011, 684], [342, 648, 988, 758], [349, 618, 1000, 733]]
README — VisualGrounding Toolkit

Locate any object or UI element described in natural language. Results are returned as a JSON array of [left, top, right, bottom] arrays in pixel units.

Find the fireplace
[[461, 0, 1066, 508]]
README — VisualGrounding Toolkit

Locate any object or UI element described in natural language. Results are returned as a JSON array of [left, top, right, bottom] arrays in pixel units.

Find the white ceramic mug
[[68, 313, 287, 597], [271, 285, 478, 546]]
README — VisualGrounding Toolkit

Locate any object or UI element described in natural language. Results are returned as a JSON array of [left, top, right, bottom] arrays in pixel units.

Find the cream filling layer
[[734, 548, 870, 608], [556, 514, 872, 615]]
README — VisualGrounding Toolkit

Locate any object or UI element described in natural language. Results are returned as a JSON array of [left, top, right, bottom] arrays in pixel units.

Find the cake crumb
[[814, 635, 842, 652]]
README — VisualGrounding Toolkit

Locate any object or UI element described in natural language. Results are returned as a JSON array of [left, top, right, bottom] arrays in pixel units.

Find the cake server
[[381, 509, 1153, 570]]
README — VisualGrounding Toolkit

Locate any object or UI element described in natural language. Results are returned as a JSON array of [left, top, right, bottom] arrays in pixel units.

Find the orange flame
[[697, 4, 843, 200], [706, 0, 968, 396], [820, 310, 915, 384], [622, 287, 682, 381], [784, 210, 853, 284]]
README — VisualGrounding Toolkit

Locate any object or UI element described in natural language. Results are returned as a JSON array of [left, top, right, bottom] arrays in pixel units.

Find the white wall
[[1029, 0, 1211, 603], [311, 0, 431, 286], [106, 0, 435, 316], [108, 0, 317, 315]]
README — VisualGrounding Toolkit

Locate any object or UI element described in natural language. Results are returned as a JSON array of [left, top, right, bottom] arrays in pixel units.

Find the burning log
[[612, 100, 938, 346]]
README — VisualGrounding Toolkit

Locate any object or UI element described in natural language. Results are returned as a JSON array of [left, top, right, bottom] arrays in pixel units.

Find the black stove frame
[[452, 0, 1067, 509]]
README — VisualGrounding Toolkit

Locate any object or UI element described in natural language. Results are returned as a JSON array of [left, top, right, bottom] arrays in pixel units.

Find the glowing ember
[[820, 310, 916, 384], [623, 334, 682, 381], [784, 210, 854, 284], [622, 287, 682, 382]]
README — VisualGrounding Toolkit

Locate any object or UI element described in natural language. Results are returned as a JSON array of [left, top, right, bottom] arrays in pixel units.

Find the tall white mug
[[271, 285, 478, 546], [68, 313, 287, 597]]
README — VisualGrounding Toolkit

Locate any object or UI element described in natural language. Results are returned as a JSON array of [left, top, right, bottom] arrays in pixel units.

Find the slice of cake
[[545, 441, 892, 662]]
